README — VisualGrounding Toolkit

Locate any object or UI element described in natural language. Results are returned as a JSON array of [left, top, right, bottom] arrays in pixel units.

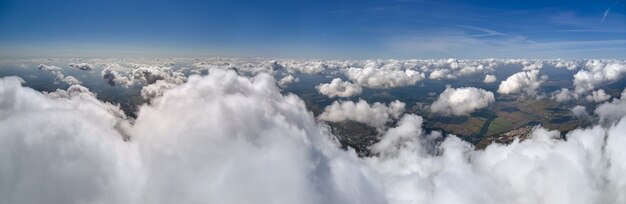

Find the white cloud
[[594, 88, 626, 125], [318, 100, 405, 128], [497, 70, 547, 96], [277, 74, 298, 87], [68, 63, 94, 71], [38, 64, 82, 85], [430, 86, 495, 116], [316, 78, 362, 98], [4, 60, 626, 204], [573, 60, 626, 94], [585, 89, 611, 103], [551, 88, 577, 102], [0, 72, 387, 204], [346, 67, 424, 88], [571, 105, 590, 119], [429, 69, 456, 80], [483, 74, 497, 83], [140, 80, 178, 100]]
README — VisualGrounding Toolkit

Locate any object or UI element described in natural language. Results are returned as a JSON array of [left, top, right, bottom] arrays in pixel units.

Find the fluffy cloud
[[430, 86, 495, 116], [346, 67, 424, 88], [4, 62, 626, 204], [483, 74, 497, 83], [277, 74, 298, 87], [316, 78, 362, 98], [594, 88, 626, 125], [497, 70, 547, 96], [318, 100, 405, 128], [551, 88, 577, 102], [571, 105, 590, 119], [38, 64, 82, 85], [367, 117, 626, 204], [0, 71, 387, 204], [101, 64, 132, 87], [429, 69, 456, 80], [586, 89, 611, 103], [68, 63, 94, 71], [573, 60, 626, 94]]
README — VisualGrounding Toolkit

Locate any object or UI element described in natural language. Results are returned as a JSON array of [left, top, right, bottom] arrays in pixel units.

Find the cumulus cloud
[[4, 62, 626, 204], [497, 70, 547, 97], [0, 72, 387, 204], [551, 88, 577, 102], [277, 74, 298, 87], [100, 63, 133, 87], [316, 78, 362, 98], [429, 69, 456, 80], [571, 105, 590, 119], [318, 100, 405, 128], [483, 74, 497, 83], [68, 63, 94, 71], [586, 89, 611, 103], [346, 67, 424, 88], [594, 88, 626, 125], [38, 64, 82, 85], [140, 80, 178, 100], [430, 86, 495, 116], [573, 60, 626, 94]]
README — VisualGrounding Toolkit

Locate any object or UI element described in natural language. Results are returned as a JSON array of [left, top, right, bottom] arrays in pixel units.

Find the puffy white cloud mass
[[430, 86, 495, 116], [586, 89, 611, 103], [318, 100, 405, 128], [316, 78, 362, 98], [497, 70, 547, 96], [277, 74, 298, 87], [3, 63, 626, 204], [574, 60, 626, 94], [483, 74, 497, 83], [429, 69, 456, 80], [0, 71, 387, 204], [37, 64, 82, 85], [68, 63, 94, 71], [571, 105, 590, 119], [345, 67, 425, 88], [551, 88, 577, 102], [594, 88, 626, 125]]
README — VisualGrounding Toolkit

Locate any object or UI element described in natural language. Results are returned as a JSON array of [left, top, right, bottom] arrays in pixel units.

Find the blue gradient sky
[[0, 0, 625, 58]]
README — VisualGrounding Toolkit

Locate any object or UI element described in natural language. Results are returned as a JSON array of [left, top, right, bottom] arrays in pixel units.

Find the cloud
[[586, 89, 611, 103], [571, 105, 590, 119], [483, 74, 497, 83], [37, 64, 82, 85], [498, 70, 547, 97], [318, 99, 405, 129], [551, 88, 577, 102], [140, 80, 178, 100], [2, 68, 626, 204], [573, 60, 626, 94], [68, 63, 94, 71], [594, 88, 626, 125], [4, 59, 626, 204], [430, 86, 495, 116], [316, 78, 362, 98], [101, 64, 132, 87], [277, 74, 298, 87], [346, 67, 424, 88], [429, 69, 456, 80], [0, 72, 387, 204]]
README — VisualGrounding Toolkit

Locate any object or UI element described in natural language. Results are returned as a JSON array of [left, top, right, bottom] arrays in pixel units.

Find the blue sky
[[0, 0, 625, 58]]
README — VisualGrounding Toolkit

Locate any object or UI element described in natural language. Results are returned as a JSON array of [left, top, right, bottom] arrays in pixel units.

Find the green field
[[486, 117, 513, 136]]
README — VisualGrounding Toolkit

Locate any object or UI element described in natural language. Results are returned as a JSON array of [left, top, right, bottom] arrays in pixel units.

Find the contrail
[[602, 1, 619, 22]]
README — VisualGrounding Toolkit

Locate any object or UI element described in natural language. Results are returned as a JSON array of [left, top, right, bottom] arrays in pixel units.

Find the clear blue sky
[[0, 0, 625, 59]]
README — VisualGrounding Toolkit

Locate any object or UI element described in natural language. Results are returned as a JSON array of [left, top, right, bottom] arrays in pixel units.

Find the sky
[[0, 0, 625, 59]]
